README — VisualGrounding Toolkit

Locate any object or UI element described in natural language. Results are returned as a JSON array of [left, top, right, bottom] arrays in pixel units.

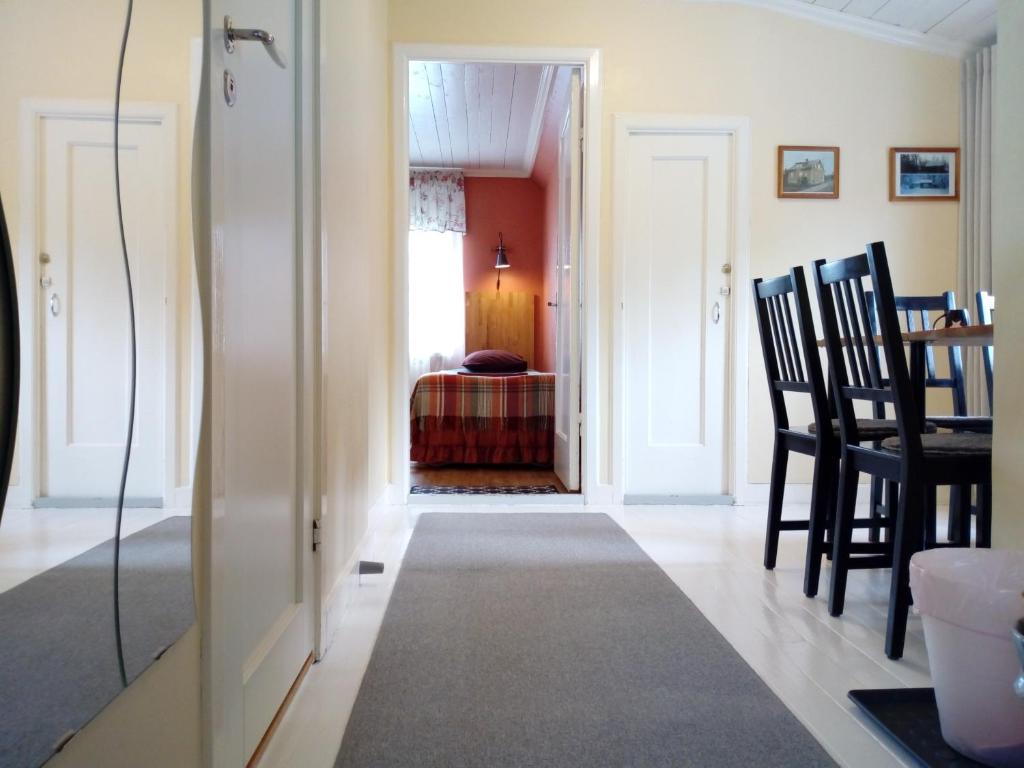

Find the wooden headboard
[[465, 291, 535, 367]]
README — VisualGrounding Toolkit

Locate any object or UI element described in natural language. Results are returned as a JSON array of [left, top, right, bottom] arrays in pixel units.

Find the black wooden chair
[[813, 242, 992, 660], [865, 291, 992, 545], [753, 267, 895, 599], [976, 290, 995, 413]]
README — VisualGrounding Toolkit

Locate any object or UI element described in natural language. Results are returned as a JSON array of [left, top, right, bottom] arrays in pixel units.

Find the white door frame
[[14, 99, 179, 508], [611, 114, 751, 505], [390, 44, 604, 503]]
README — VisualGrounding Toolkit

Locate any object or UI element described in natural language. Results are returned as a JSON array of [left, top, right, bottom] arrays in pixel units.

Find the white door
[[622, 132, 732, 501], [206, 2, 315, 765], [37, 114, 170, 502], [553, 70, 582, 492]]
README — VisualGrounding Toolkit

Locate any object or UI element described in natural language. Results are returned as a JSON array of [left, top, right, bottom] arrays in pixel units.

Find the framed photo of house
[[777, 146, 839, 199], [889, 147, 959, 201]]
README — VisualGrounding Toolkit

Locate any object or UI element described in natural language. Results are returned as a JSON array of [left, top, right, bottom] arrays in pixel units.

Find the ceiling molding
[[523, 66, 555, 177], [693, 0, 977, 58]]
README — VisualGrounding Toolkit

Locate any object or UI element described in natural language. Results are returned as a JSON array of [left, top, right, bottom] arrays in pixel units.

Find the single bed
[[410, 369, 555, 465]]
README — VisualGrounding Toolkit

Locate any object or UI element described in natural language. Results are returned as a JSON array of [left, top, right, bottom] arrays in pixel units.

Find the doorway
[[397, 54, 590, 500]]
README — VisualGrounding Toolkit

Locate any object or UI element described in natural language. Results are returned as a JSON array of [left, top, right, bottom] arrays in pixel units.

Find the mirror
[[0, 1, 202, 764]]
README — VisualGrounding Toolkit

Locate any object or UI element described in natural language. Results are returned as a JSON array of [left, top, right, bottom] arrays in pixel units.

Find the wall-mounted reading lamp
[[493, 231, 511, 292]]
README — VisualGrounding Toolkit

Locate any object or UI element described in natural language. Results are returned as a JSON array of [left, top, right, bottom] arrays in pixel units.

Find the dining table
[[816, 324, 994, 427]]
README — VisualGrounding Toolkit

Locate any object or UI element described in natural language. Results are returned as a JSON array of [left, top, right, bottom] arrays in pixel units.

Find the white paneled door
[[553, 70, 582, 493], [37, 114, 170, 502], [207, 1, 314, 765], [621, 132, 733, 501]]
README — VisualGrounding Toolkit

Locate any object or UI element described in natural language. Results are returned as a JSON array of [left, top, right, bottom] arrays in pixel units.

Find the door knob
[[49, 293, 60, 317], [711, 301, 721, 325], [224, 16, 287, 68]]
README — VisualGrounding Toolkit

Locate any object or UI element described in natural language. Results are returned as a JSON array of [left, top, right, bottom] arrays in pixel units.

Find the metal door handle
[[49, 293, 60, 317], [224, 16, 287, 68], [547, 301, 557, 307], [711, 301, 720, 325]]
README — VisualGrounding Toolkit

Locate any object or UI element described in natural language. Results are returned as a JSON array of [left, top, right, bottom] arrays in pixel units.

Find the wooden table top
[[817, 324, 993, 348]]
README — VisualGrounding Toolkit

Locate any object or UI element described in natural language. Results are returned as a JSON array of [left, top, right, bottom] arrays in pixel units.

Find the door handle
[[49, 293, 60, 317], [224, 16, 287, 68], [711, 301, 721, 325]]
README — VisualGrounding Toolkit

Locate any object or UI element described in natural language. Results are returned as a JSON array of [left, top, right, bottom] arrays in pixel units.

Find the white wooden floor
[[260, 502, 931, 768], [0, 506, 186, 593]]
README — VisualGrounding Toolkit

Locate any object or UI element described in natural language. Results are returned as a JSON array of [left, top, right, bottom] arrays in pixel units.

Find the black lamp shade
[[494, 248, 510, 269]]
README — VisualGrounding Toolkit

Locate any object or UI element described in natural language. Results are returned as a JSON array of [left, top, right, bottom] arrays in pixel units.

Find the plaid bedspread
[[410, 371, 555, 465]]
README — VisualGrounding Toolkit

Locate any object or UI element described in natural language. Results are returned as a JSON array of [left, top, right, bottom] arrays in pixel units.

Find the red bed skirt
[[411, 416, 553, 465]]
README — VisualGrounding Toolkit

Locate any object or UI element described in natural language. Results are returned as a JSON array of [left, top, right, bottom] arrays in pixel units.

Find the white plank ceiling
[[409, 62, 553, 177], [796, 0, 997, 48]]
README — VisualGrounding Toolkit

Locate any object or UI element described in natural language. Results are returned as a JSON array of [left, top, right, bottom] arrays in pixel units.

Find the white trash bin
[[909, 549, 1024, 767]]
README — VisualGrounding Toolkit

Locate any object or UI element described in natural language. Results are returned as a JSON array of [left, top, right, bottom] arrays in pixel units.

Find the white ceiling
[[409, 62, 553, 177], [728, 0, 997, 54]]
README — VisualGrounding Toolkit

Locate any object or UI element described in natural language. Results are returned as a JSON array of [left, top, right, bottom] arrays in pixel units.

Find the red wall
[[463, 177, 548, 368]]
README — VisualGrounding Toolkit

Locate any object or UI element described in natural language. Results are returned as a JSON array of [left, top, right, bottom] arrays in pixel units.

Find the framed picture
[[777, 146, 840, 199], [889, 147, 959, 201]]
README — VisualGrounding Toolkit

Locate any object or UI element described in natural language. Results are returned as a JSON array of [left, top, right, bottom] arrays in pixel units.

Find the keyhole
[[224, 69, 238, 107]]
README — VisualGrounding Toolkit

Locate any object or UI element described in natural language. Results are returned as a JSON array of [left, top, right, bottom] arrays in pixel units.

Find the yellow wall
[[992, 0, 1024, 548], [389, 0, 962, 489], [320, 0, 392, 603], [0, 0, 201, 497]]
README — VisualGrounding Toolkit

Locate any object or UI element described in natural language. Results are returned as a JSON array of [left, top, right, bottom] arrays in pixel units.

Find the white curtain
[[958, 46, 995, 414], [408, 229, 465, 390]]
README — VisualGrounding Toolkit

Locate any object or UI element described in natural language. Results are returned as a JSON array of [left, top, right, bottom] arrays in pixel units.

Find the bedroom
[[405, 62, 583, 497]]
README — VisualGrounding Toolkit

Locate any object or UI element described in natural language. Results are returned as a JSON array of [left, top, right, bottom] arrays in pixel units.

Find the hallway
[[259, 503, 932, 768]]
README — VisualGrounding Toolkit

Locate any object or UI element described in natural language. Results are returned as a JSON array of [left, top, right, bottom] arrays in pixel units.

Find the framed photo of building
[[889, 147, 959, 201], [777, 146, 840, 199]]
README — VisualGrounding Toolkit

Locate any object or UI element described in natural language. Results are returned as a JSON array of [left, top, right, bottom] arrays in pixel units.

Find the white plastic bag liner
[[910, 549, 1024, 767]]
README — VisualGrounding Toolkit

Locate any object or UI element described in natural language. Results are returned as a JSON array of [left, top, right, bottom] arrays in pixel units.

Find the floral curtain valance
[[409, 170, 467, 233]]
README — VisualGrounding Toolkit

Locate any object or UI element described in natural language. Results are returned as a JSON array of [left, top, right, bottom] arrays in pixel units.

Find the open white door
[[553, 70, 582, 493], [205, 2, 315, 765]]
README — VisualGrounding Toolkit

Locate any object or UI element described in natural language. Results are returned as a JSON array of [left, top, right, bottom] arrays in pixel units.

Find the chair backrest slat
[[781, 295, 805, 382]]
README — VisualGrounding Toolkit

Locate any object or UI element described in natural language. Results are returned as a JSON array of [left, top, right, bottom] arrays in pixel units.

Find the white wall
[[388, 0, 962, 491], [319, 0, 392, 628], [992, 0, 1024, 548]]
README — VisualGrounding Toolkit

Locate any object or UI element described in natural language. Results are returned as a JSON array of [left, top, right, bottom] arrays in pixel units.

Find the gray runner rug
[[335, 513, 835, 767]]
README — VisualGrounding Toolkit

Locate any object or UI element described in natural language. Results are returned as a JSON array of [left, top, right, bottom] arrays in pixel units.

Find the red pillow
[[462, 349, 528, 373]]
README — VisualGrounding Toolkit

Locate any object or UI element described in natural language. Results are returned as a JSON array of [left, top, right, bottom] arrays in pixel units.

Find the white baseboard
[[319, 485, 393, 660], [585, 482, 615, 505]]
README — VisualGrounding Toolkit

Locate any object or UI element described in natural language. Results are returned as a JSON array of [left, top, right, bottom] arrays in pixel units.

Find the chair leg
[[828, 458, 860, 617], [977, 484, 992, 548], [954, 484, 972, 546], [868, 474, 883, 544], [804, 452, 838, 598], [886, 477, 925, 660], [763, 440, 789, 570], [924, 485, 937, 549], [947, 485, 962, 543], [883, 480, 898, 545]]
